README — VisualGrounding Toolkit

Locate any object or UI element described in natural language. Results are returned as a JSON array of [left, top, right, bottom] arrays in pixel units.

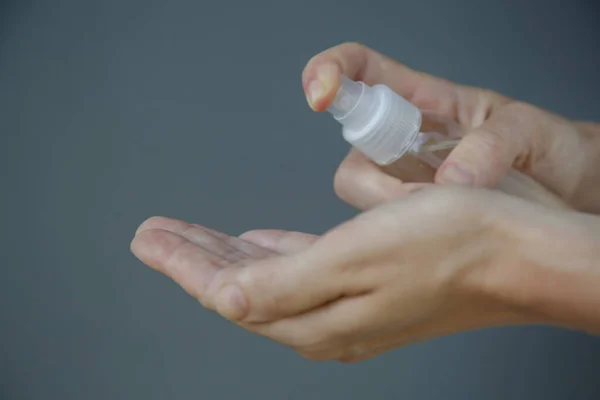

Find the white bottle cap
[[327, 76, 422, 165]]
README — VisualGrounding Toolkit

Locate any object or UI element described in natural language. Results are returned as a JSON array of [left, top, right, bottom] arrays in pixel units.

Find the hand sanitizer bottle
[[326, 76, 567, 209]]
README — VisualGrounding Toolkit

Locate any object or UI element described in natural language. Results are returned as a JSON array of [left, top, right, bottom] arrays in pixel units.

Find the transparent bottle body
[[380, 112, 568, 209]]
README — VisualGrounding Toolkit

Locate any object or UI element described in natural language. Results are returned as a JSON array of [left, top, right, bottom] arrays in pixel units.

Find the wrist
[[468, 201, 600, 333], [521, 211, 600, 334]]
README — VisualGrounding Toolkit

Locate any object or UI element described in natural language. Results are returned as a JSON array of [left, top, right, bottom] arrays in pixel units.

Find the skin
[[302, 43, 600, 213], [130, 43, 600, 363]]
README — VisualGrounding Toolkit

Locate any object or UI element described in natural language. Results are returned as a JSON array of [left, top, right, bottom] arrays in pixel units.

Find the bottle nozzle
[[327, 76, 364, 120], [324, 75, 423, 165]]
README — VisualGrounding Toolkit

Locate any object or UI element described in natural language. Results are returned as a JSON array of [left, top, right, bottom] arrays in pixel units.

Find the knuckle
[[234, 269, 282, 320], [464, 127, 510, 170], [236, 265, 273, 296], [475, 126, 508, 150], [463, 100, 541, 171], [496, 101, 539, 135]]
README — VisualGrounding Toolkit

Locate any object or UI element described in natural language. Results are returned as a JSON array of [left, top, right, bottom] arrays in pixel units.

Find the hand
[[130, 186, 581, 363], [302, 42, 600, 213]]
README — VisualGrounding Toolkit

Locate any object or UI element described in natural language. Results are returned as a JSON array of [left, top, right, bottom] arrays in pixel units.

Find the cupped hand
[[303, 42, 600, 213], [131, 186, 559, 363]]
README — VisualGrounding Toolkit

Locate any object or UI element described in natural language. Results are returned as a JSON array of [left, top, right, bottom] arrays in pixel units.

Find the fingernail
[[215, 285, 248, 321], [306, 63, 338, 110], [438, 164, 475, 185], [307, 79, 326, 109]]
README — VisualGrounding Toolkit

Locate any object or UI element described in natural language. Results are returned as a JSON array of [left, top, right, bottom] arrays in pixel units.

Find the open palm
[[132, 217, 317, 307]]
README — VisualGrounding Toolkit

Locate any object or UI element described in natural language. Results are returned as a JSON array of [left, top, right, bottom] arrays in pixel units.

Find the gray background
[[2, 0, 600, 398]]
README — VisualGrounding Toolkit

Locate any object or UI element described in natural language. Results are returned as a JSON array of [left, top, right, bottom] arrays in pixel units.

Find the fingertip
[[130, 229, 150, 256], [306, 79, 327, 111], [130, 228, 175, 269], [135, 216, 183, 236], [304, 62, 341, 111]]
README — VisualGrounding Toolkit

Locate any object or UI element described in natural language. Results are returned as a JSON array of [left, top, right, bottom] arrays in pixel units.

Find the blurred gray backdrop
[[2, 0, 600, 399]]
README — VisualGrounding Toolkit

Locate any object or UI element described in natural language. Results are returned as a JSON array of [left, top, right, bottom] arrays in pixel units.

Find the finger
[[334, 149, 433, 210], [136, 216, 273, 260], [131, 229, 223, 305], [239, 230, 318, 254], [302, 42, 445, 112], [435, 102, 534, 187], [301, 42, 505, 126], [211, 247, 344, 323]]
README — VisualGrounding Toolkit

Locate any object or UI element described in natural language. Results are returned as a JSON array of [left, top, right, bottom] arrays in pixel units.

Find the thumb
[[435, 104, 530, 187], [210, 242, 341, 323]]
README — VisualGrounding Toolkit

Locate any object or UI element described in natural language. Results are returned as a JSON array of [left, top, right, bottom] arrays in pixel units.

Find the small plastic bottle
[[326, 76, 567, 209]]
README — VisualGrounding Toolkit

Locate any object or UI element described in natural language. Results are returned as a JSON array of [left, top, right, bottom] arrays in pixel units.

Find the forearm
[[519, 218, 600, 334], [573, 121, 600, 214], [475, 205, 600, 334]]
